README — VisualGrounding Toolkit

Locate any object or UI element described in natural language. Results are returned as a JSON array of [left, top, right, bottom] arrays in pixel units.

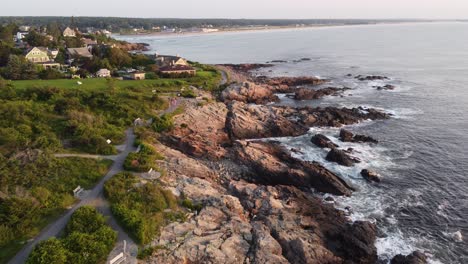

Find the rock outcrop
[[230, 181, 378, 264], [226, 102, 389, 140], [293, 87, 350, 100], [391, 251, 428, 264], [225, 101, 309, 140], [233, 141, 354, 196], [355, 75, 388, 81], [311, 134, 338, 149], [162, 101, 230, 160], [339, 129, 379, 143], [220, 81, 279, 104], [326, 148, 361, 167], [257, 76, 328, 87], [375, 84, 396, 90]]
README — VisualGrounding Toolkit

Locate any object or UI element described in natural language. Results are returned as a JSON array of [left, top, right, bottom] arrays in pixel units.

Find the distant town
[[0, 19, 199, 81]]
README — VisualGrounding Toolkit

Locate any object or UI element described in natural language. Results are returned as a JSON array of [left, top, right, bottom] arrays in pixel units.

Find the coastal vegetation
[[26, 206, 117, 264], [0, 64, 221, 262], [104, 172, 186, 245]]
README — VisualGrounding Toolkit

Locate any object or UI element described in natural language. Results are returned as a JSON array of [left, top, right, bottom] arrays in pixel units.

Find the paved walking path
[[9, 129, 138, 264]]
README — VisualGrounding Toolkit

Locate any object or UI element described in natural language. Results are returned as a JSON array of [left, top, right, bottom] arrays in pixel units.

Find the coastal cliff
[[142, 64, 424, 264]]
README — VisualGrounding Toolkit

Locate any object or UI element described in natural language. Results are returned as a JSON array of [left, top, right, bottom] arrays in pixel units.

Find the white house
[[16, 31, 29, 42], [96, 69, 111, 78]]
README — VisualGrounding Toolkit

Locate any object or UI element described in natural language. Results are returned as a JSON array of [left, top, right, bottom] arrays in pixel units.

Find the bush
[[104, 173, 185, 245], [151, 114, 173, 133], [39, 68, 64, 80], [180, 88, 196, 98], [27, 207, 116, 264]]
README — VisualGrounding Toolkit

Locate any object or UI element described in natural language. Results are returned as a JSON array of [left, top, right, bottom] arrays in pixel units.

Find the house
[[19, 25, 30, 32], [82, 38, 98, 48], [67, 47, 93, 59], [48, 49, 59, 59], [159, 65, 196, 76], [127, 71, 146, 80], [155, 55, 189, 67], [16, 31, 29, 42], [96, 69, 111, 78], [63, 27, 76, 37], [25, 47, 50, 63]]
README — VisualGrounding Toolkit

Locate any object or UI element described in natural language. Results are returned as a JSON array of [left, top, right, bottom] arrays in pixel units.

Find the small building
[[155, 54, 189, 67], [96, 68, 111, 78], [25, 47, 50, 63], [63, 27, 76, 37], [128, 71, 146, 80], [159, 65, 196, 76], [67, 47, 93, 59], [16, 31, 29, 42], [82, 38, 98, 48], [19, 25, 31, 32]]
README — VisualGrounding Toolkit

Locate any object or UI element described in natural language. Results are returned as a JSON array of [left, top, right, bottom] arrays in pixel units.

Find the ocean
[[116, 22, 468, 263]]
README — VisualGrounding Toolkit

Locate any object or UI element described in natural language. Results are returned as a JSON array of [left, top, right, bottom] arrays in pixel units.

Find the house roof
[[159, 65, 195, 72], [67, 47, 93, 58], [25, 47, 49, 55], [82, 38, 98, 45]]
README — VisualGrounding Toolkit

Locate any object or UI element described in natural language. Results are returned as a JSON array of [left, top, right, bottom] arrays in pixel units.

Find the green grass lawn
[[10, 70, 221, 92]]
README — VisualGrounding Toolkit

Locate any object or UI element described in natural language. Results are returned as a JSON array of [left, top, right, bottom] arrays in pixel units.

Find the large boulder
[[326, 148, 360, 167], [391, 251, 428, 264], [233, 141, 354, 196], [311, 134, 338, 149], [340, 129, 378, 143], [220, 81, 279, 104], [361, 169, 382, 182]]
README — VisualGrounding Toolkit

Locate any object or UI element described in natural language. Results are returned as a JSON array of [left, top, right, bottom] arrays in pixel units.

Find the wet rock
[[293, 87, 350, 100], [270, 60, 288, 63], [336, 221, 378, 263], [256, 76, 328, 91], [221, 81, 279, 104], [230, 182, 377, 264], [355, 75, 389, 81], [391, 251, 428, 264], [311, 134, 338, 149], [339, 129, 355, 142], [219, 63, 273, 74], [340, 129, 379, 143], [233, 141, 354, 196], [225, 101, 309, 140], [361, 169, 382, 182], [375, 84, 396, 90], [326, 148, 360, 167]]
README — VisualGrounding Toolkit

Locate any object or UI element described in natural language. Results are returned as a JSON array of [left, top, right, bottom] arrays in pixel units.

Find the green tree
[[26, 238, 68, 264], [107, 47, 132, 68], [24, 31, 50, 47]]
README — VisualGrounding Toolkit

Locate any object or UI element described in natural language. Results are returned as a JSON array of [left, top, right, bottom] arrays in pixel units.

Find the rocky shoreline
[[147, 64, 427, 263]]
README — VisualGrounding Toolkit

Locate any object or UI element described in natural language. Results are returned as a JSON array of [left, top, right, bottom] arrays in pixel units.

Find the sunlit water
[[116, 22, 468, 263]]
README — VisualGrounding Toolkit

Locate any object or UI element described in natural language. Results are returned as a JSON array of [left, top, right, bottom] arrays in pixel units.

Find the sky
[[1, 0, 467, 19]]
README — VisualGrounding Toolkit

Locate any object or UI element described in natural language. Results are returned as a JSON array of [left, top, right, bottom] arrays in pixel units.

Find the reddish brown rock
[[311, 134, 338, 149], [233, 141, 354, 196], [326, 148, 361, 167], [163, 101, 230, 160], [340, 129, 379, 143], [293, 87, 350, 100], [225, 101, 309, 140], [220, 81, 279, 104]]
